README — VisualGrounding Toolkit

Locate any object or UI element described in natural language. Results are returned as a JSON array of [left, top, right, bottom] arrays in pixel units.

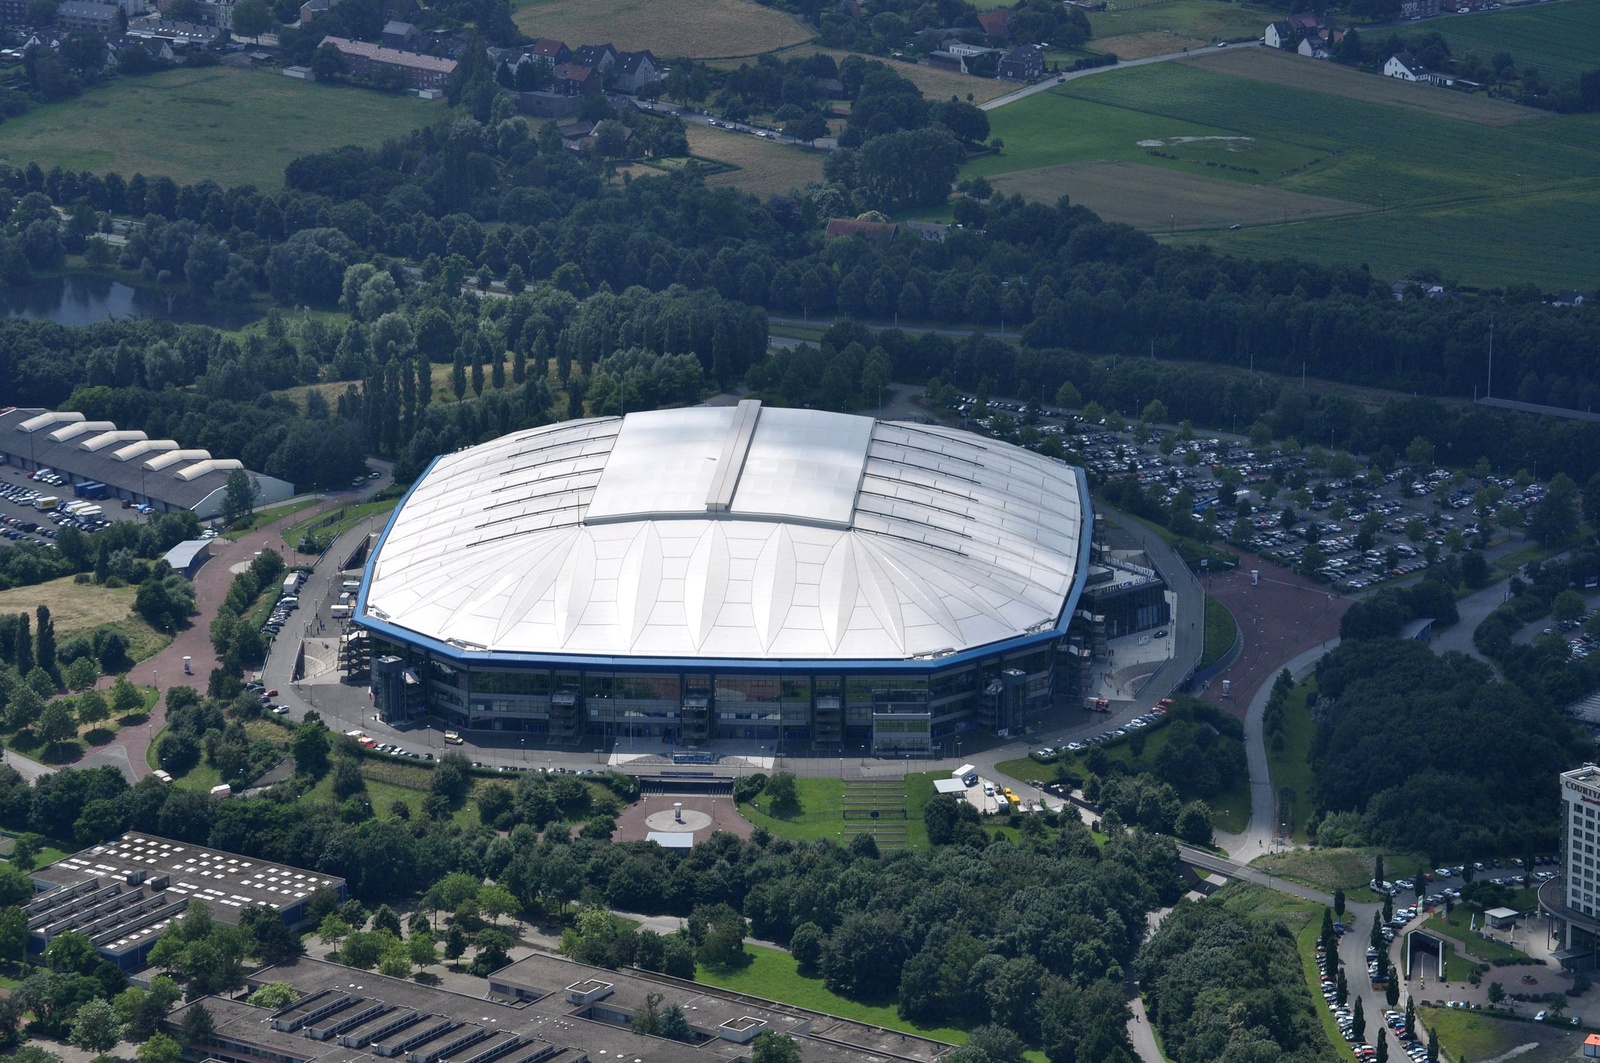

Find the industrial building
[[0, 407, 294, 520], [172, 952, 953, 1063], [27, 833, 346, 971], [356, 401, 1092, 756]]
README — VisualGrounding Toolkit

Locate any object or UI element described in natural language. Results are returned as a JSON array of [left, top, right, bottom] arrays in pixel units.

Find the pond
[[0, 273, 257, 329]]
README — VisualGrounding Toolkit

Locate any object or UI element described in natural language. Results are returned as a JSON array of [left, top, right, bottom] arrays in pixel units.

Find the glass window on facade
[[472, 670, 553, 696]]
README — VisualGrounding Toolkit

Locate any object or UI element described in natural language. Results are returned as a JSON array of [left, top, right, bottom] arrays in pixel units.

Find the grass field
[[1428, 1, 1600, 86], [513, 0, 811, 58], [1424, 904, 1531, 963], [989, 159, 1366, 231], [738, 773, 937, 848], [0, 68, 436, 190], [967, 53, 1600, 287], [687, 125, 827, 196], [1200, 594, 1239, 669], [0, 576, 170, 665], [695, 944, 969, 1043], [1264, 677, 1317, 840], [1086, 0, 1280, 53], [1188, 46, 1539, 126]]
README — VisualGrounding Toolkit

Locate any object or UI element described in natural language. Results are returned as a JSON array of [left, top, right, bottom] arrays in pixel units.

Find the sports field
[[0, 68, 436, 190], [687, 125, 826, 196], [1428, 0, 1600, 86], [964, 52, 1600, 287], [513, 0, 811, 58]]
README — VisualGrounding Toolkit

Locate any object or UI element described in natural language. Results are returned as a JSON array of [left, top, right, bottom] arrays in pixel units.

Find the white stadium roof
[[363, 401, 1087, 663]]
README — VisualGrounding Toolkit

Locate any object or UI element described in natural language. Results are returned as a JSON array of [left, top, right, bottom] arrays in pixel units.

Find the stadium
[[356, 401, 1091, 756]]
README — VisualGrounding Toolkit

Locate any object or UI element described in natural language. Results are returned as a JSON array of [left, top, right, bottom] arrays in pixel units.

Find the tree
[[0, 906, 28, 963], [64, 655, 99, 692], [311, 41, 346, 80], [657, 1004, 692, 1042], [71, 998, 123, 1054], [248, 982, 298, 1010], [180, 1003, 214, 1046], [77, 688, 109, 727], [35, 604, 56, 679], [111, 675, 144, 715], [229, 0, 272, 36], [222, 469, 261, 527], [138, 1033, 183, 1063], [1352, 996, 1365, 1042], [751, 1031, 803, 1063], [764, 772, 801, 816], [38, 699, 77, 746], [1487, 981, 1505, 1005], [1552, 589, 1585, 626], [291, 722, 331, 778], [1529, 473, 1579, 546]]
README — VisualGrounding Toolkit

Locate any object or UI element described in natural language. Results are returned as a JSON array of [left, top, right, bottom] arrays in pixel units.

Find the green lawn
[[1419, 1004, 1557, 1061], [1424, 905, 1530, 964], [1428, 2, 1600, 86], [739, 773, 937, 848], [286, 499, 398, 550], [1085, 0, 1278, 46], [1199, 594, 1238, 670], [1265, 676, 1317, 841], [0, 67, 438, 189], [695, 944, 968, 1044], [1254, 847, 1427, 895], [969, 58, 1600, 288]]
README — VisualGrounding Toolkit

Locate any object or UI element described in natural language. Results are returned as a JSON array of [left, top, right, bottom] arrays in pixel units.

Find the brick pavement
[[79, 495, 355, 780]]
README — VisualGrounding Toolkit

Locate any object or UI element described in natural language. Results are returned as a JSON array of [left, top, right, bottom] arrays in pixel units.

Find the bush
[[733, 773, 768, 804]]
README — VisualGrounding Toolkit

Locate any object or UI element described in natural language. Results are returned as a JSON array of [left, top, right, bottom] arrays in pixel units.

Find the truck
[[77, 505, 103, 518], [1083, 696, 1111, 713], [282, 572, 304, 595], [63, 500, 91, 515], [34, 496, 59, 511], [73, 481, 108, 500], [330, 604, 351, 619]]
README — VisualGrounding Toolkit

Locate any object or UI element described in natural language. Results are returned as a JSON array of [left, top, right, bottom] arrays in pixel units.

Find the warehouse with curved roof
[[357, 401, 1091, 755]]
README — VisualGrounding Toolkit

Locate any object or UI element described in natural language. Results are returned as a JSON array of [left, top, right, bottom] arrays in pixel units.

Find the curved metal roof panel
[[365, 403, 1086, 661]]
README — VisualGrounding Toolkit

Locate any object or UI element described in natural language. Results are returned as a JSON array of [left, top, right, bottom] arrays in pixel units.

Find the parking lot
[[956, 398, 1551, 593], [0, 462, 192, 550]]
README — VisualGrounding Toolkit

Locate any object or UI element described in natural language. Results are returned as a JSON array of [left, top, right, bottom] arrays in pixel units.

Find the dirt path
[[78, 494, 355, 780]]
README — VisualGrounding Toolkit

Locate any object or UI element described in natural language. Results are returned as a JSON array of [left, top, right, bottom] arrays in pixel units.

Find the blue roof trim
[[354, 453, 1093, 677]]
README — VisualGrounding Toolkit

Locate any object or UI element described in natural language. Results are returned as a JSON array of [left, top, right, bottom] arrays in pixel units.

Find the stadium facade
[[356, 401, 1091, 755]]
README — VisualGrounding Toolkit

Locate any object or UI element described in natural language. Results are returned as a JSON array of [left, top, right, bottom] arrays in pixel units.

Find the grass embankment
[[1198, 593, 1237, 670], [0, 67, 436, 189], [696, 944, 968, 1044], [1265, 676, 1317, 841], [285, 499, 398, 554], [1254, 847, 1427, 899]]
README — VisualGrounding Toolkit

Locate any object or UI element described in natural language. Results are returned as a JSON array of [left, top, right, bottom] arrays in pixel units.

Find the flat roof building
[[171, 952, 953, 1063], [28, 833, 346, 970], [357, 401, 1091, 755], [0, 407, 294, 519]]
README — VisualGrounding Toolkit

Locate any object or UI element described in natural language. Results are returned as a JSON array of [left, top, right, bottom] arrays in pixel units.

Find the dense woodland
[[1308, 637, 1586, 858]]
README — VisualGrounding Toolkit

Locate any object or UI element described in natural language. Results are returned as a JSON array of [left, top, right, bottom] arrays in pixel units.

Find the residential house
[[126, 17, 221, 43], [552, 60, 599, 95], [56, 1, 120, 33], [1297, 30, 1341, 60], [976, 8, 1008, 40], [996, 42, 1044, 81], [903, 220, 950, 242], [528, 36, 569, 66], [0, 0, 26, 24], [298, 0, 333, 24], [1287, 11, 1320, 35], [826, 218, 899, 241], [1383, 51, 1426, 80], [611, 49, 661, 93], [1264, 21, 1294, 49], [381, 18, 417, 50], [572, 42, 618, 75], [320, 34, 457, 90], [1554, 290, 1590, 307]]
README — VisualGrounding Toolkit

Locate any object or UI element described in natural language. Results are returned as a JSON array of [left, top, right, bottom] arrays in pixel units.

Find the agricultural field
[[989, 159, 1365, 231], [686, 125, 827, 196], [963, 55, 1600, 288], [0, 68, 437, 190], [512, 0, 811, 59], [1427, 0, 1600, 86], [1085, 0, 1279, 55], [1190, 46, 1538, 126], [0, 577, 169, 664]]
